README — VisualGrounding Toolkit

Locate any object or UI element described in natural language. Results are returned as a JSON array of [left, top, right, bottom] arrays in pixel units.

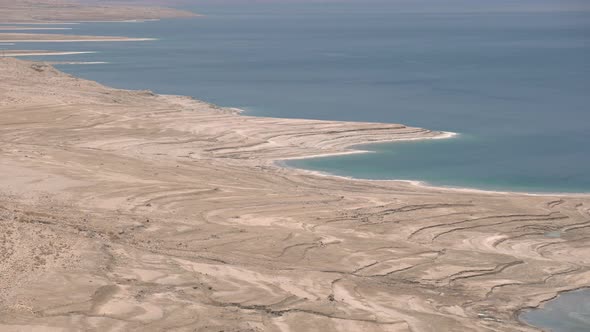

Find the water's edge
[[518, 288, 590, 332], [276, 138, 590, 197]]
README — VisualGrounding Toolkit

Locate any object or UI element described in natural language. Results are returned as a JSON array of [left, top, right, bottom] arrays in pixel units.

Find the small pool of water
[[521, 289, 590, 332]]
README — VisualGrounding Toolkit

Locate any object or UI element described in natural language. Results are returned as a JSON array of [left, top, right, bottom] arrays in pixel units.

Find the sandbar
[[0, 33, 155, 42], [0, 26, 73, 31], [0, 50, 95, 56]]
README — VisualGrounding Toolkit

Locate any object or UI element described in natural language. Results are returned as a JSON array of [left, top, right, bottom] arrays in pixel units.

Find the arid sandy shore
[[0, 50, 94, 56], [0, 58, 589, 332], [0, 32, 154, 42], [0, 0, 197, 23], [0, 26, 73, 31]]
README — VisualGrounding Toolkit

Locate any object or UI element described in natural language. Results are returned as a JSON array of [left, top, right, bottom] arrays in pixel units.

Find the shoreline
[[0, 37, 156, 43], [277, 131, 459, 161], [517, 287, 590, 330], [233, 106, 590, 196], [283, 164, 590, 198], [520, 286, 590, 311], [1, 58, 588, 332], [1, 51, 96, 56], [0, 22, 80, 25], [0, 27, 73, 31], [0, 1, 198, 23], [44, 61, 109, 65], [272, 131, 590, 197]]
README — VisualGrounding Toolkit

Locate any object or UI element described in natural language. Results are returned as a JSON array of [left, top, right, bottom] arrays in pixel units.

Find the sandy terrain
[[0, 0, 197, 23], [0, 26, 73, 30], [0, 32, 154, 42], [0, 50, 94, 56], [1, 58, 589, 332]]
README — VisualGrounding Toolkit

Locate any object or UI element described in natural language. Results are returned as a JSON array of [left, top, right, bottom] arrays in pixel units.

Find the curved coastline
[[0, 37, 157, 42], [5, 24, 587, 327], [164, 105, 587, 198], [279, 131, 459, 161], [266, 115, 590, 329], [274, 133, 590, 197], [0, 59, 587, 331], [517, 287, 590, 331], [1, 50, 96, 56]]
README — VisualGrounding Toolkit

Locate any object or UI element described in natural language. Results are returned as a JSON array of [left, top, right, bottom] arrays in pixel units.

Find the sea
[[5, 1, 589, 193], [1, 1, 589, 329], [5, 1, 589, 194]]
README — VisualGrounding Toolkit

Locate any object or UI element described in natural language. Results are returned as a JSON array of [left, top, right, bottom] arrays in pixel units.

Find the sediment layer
[[0, 50, 94, 56], [0, 32, 154, 42], [0, 58, 589, 332], [0, 0, 197, 23]]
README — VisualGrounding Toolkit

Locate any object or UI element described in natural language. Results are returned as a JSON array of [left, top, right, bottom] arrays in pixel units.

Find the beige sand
[[0, 0, 197, 23], [0, 33, 154, 42], [0, 50, 94, 56], [0, 26, 73, 30], [0, 58, 588, 332]]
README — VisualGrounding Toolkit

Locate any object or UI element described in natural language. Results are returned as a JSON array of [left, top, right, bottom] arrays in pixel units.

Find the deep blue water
[[3, 1, 589, 194]]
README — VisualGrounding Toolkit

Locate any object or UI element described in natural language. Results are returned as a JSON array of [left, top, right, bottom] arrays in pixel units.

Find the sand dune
[[0, 58, 588, 332]]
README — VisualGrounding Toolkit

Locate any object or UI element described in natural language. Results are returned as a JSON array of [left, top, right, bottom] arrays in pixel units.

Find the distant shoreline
[[0, 1, 198, 24], [1, 51, 95, 56], [0, 34, 156, 43], [0, 38, 155, 43]]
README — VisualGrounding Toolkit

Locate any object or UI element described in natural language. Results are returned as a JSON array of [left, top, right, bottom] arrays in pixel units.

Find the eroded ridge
[[0, 58, 588, 332]]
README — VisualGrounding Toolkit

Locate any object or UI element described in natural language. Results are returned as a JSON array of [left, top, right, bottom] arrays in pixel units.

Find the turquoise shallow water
[[287, 133, 590, 193]]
